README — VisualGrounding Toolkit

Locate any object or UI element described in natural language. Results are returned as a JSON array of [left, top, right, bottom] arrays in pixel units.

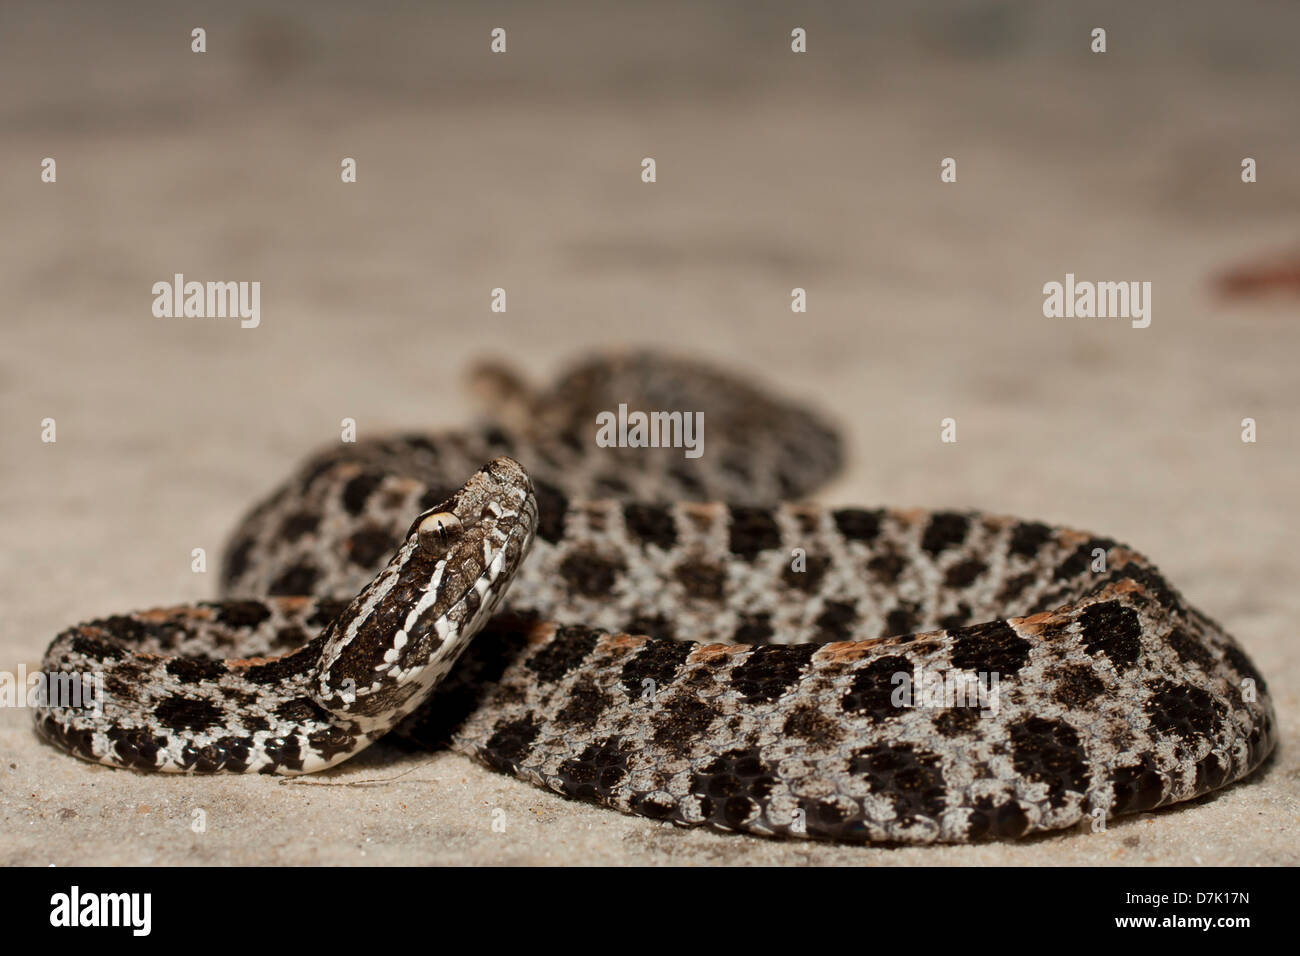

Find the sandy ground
[[1, 1, 1297, 865]]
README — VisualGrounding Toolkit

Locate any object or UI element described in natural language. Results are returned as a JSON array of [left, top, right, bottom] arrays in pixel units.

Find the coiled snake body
[[35, 353, 1276, 843]]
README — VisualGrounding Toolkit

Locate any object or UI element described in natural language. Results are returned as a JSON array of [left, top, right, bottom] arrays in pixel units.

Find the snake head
[[312, 457, 537, 727]]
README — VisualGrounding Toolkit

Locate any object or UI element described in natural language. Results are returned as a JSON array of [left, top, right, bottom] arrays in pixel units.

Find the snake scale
[[35, 352, 1276, 844]]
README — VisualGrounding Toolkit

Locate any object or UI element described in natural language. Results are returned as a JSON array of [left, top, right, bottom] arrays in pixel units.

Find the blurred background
[[1, 1, 1296, 864]]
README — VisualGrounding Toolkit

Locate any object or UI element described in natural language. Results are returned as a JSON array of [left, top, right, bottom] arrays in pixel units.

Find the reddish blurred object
[[1214, 251, 1300, 299]]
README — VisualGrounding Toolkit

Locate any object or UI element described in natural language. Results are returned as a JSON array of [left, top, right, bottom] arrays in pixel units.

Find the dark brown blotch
[[728, 507, 782, 560], [1008, 521, 1053, 558], [341, 471, 387, 516], [556, 737, 634, 801], [782, 554, 829, 593], [944, 558, 986, 589], [1049, 663, 1107, 709], [841, 654, 912, 721], [347, 526, 399, 569], [558, 549, 625, 597], [622, 503, 678, 551], [155, 696, 226, 734], [525, 625, 601, 682], [730, 644, 817, 705], [949, 619, 1032, 677], [849, 742, 947, 825], [651, 693, 720, 746], [782, 703, 843, 745], [674, 559, 727, 601], [269, 562, 320, 596], [1009, 716, 1090, 809], [619, 637, 693, 699], [833, 508, 883, 543], [1078, 600, 1143, 670], [921, 512, 970, 555], [165, 656, 226, 684]]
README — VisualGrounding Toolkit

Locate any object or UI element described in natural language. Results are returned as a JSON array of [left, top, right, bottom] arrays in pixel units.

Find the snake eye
[[417, 512, 463, 553]]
